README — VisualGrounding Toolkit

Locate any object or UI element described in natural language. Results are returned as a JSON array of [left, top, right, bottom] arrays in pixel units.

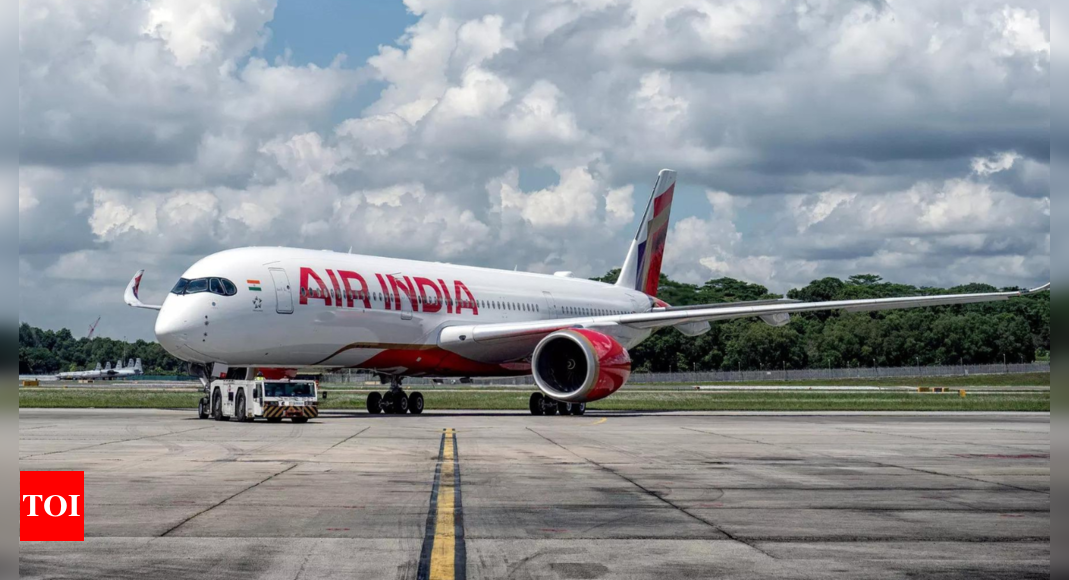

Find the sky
[[14, 0, 1052, 342]]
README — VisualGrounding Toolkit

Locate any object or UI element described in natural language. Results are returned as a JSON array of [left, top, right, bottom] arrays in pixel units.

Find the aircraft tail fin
[[95, 363, 102, 372], [134, 359, 143, 373], [104, 362, 112, 371], [617, 169, 677, 297]]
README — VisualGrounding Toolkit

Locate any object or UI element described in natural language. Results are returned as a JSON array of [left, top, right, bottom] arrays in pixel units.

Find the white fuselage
[[56, 367, 141, 381], [156, 248, 656, 376]]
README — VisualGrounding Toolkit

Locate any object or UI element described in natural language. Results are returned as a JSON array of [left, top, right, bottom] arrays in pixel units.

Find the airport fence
[[321, 362, 1050, 386]]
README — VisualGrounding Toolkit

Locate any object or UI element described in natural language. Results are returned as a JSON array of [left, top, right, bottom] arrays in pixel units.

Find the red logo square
[[20, 472, 85, 542]]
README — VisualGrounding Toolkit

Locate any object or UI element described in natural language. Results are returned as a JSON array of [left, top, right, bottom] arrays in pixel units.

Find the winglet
[[1025, 283, 1050, 295], [125, 270, 163, 311]]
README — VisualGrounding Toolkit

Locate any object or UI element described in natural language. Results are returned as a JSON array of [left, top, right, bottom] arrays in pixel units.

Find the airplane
[[124, 170, 1050, 416], [57, 359, 144, 381]]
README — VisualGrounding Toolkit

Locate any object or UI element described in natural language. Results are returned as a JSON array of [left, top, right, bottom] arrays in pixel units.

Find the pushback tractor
[[199, 379, 319, 423]]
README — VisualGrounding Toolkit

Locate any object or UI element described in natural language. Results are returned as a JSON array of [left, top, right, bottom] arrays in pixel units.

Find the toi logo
[[20, 471, 85, 542]]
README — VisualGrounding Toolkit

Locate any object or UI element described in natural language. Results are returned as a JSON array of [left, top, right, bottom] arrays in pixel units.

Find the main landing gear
[[367, 376, 424, 415], [529, 392, 586, 416]]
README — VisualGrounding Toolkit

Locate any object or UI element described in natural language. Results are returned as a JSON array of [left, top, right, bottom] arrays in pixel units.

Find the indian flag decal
[[247, 280, 262, 292]]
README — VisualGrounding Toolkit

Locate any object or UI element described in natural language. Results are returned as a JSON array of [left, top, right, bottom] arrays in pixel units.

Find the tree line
[[19, 325, 186, 375], [20, 273, 1049, 375], [592, 272, 1049, 373]]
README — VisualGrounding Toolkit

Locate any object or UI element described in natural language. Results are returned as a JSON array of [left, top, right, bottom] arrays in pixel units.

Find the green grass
[[19, 388, 1049, 412], [652, 373, 1051, 388], [20, 389, 202, 409]]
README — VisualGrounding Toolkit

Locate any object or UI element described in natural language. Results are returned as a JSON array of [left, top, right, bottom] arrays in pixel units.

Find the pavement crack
[[526, 427, 775, 560], [160, 463, 298, 537], [684, 427, 1049, 496], [318, 426, 371, 456], [836, 426, 1046, 453], [863, 460, 1049, 496], [21, 425, 214, 460]]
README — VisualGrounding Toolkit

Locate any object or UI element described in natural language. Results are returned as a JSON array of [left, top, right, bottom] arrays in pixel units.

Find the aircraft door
[[542, 291, 559, 319], [400, 296, 413, 321], [269, 268, 294, 314]]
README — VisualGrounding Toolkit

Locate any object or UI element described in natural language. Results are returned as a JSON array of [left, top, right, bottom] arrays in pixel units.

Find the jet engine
[[531, 329, 632, 403]]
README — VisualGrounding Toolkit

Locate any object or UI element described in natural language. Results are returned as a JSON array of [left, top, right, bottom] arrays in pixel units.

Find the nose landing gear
[[366, 376, 424, 415]]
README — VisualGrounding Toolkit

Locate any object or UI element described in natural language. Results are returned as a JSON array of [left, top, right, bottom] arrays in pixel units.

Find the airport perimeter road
[[19, 410, 1049, 580]]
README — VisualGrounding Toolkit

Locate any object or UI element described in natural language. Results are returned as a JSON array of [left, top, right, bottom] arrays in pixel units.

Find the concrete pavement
[[19, 409, 1049, 579]]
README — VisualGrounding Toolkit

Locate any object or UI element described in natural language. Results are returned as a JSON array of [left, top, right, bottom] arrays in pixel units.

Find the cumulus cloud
[[972, 151, 1022, 176], [18, 0, 1050, 339]]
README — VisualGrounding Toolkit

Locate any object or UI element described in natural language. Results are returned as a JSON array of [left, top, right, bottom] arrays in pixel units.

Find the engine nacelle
[[760, 313, 791, 328], [532, 329, 632, 403]]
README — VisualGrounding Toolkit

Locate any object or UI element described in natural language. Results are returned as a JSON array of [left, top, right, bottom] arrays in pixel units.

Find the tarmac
[[19, 409, 1049, 580]]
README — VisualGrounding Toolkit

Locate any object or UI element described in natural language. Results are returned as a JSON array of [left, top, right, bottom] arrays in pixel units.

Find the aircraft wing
[[124, 270, 163, 311], [439, 283, 1050, 350]]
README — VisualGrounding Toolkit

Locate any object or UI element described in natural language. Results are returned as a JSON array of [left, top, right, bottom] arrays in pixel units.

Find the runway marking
[[591, 418, 608, 426], [418, 429, 466, 580]]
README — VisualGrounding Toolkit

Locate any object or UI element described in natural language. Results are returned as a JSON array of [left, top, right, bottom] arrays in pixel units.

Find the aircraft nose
[[155, 300, 193, 357]]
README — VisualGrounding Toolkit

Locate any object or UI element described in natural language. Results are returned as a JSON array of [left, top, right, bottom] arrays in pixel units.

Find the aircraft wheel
[[395, 393, 409, 414], [529, 393, 545, 416], [557, 401, 572, 416], [570, 403, 587, 416], [367, 392, 382, 415], [542, 398, 559, 416], [409, 392, 424, 415], [198, 398, 210, 420]]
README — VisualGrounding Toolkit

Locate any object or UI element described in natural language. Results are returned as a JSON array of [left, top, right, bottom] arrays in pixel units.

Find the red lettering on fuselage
[[374, 274, 392, 310], [389, 275, 419, 312], [300, 267, 475, 316], [438, 279, 454, 314], [414, 277, 443, 313], [300, 268, 332, 307], [454, 280, 479, 315], [326, 270, 343, 309], [338, 271, 372, 309]]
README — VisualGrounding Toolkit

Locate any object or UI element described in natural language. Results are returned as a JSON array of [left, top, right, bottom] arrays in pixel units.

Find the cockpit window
[[185, 278, 209, 294], [172, 277, 238, 297], [171, 279, 190, 295]]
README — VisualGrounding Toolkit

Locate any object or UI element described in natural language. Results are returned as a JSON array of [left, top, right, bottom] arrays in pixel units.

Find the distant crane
[[87, 316, 101, 339]]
